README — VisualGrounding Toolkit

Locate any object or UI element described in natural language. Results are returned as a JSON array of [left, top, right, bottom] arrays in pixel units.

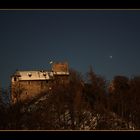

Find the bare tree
[[109, 76, 129, 118]]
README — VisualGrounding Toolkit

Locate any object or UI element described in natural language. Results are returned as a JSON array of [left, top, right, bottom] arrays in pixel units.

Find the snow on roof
[[12, 70, 69, 81], [14, 71, 53, 81], [53, 71, 69, 75]]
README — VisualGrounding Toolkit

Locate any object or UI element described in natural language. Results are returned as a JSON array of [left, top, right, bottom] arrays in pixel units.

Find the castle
[[11, 62, 69, 104]]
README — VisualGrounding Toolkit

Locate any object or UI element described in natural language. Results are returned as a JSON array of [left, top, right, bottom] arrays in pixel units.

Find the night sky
[[0, 10, 140, 88]]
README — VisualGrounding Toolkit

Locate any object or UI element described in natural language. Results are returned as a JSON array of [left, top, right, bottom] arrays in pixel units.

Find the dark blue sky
[[0, 10, 140, 88]]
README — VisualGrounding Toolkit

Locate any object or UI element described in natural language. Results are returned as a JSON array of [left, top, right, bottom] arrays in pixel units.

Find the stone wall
[[52, 62, 68, 72], [11, 80, 52, 104]]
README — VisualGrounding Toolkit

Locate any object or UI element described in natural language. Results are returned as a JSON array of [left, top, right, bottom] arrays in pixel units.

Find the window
[[43, 73, 46, 76], [14, 77, 16, 81], [28, 81, 31, 85], [28, 73, 32, 77]]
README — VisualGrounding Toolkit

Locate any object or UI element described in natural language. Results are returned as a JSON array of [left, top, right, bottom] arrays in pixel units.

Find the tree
[[85, 66, 107, 110], [127, 76, 140, 129], [83, 66, 112, 129], [108, 76, 130, 119]]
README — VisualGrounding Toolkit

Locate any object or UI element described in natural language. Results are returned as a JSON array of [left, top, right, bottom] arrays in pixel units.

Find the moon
[[109, 55, 113, 59]]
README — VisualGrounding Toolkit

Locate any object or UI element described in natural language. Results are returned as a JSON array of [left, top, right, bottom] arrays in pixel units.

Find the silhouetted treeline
[[1, 67, 140, 130]]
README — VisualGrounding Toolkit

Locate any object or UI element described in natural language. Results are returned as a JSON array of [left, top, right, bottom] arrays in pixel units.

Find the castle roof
[[12, 70, 69, 81], [13, 71, 53, 81]]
